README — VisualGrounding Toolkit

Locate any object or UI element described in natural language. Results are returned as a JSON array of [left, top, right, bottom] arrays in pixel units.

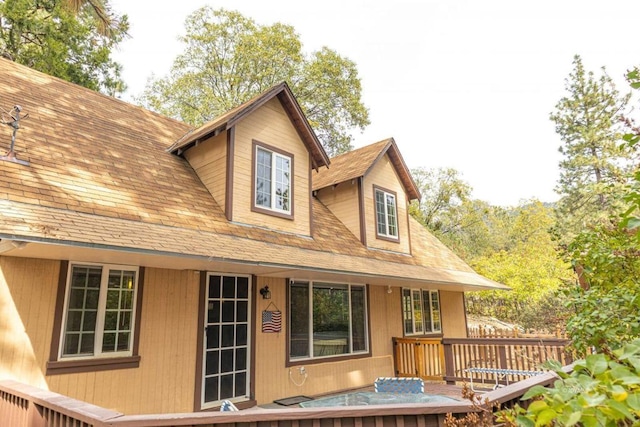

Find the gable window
[[60, 263, 138, 359], [374, 186, 398, 239], [253, 142, 293, 217], [402, 289, 441, 335], [289, 281, 368, 360]]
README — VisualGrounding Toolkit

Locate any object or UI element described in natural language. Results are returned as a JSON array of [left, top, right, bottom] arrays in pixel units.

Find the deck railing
[[393, 337, 572, 387], [0, 373, 560, 427]]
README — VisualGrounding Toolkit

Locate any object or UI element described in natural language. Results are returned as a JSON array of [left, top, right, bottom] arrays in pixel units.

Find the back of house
[[0, 58, 506, 414]]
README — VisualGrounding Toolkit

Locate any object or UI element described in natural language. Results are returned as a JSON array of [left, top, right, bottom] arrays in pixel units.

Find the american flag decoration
[[262, 308, 282, 333]]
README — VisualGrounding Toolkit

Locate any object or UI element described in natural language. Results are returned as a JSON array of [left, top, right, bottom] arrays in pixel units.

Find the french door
[[202, 273, 251, 408]]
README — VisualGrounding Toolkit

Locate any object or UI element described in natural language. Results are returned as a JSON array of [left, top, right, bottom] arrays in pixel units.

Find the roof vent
[[1, 105, 30, 166]]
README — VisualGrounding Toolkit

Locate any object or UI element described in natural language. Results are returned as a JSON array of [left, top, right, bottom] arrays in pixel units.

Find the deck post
[[443, 341, 456, 385]]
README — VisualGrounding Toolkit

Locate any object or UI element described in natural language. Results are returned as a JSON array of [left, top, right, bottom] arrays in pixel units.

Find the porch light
[[259, 286, 271, 299]]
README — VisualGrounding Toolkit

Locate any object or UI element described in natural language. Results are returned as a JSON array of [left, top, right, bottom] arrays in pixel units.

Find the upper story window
[[374, 186, 398, 240], [60, 263, 138, 359], [402, 289, 441, 335], [289, 281, 369, 361], [253, 141, 293, 218]]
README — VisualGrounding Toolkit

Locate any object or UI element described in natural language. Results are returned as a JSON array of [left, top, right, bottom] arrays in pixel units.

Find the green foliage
[[550, 55, 633, 244], [565, 282, 640, 356], [0, 0, 128, 95], [138, 7, 369, 156], [466, 201, 571, 329], [499, 340, 640, 426]]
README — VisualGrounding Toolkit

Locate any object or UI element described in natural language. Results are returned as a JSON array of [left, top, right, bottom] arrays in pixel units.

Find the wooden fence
[[393, 338, 445, 380], [0, 373, 560, 427]]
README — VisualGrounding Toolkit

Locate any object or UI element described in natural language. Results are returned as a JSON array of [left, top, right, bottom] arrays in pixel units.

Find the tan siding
[[183, 132, 228, 211], [363, 155, 411, 254], [0, 256, 57, 389], [46, 267, 200, 414], [254, 278, 394, 405], [233, 98, 311, 236], [315, 182, 361, 242], [369, 285, 402, 357], [440, 291, 467, 338]]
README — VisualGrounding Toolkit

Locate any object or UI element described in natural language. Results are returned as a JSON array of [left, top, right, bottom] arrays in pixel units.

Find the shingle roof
[[313, 138, 421, 200], [0, 59, 506, 291]]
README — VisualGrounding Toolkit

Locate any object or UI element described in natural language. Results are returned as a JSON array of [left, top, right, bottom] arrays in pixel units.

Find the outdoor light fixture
[[259, 286, 271, 299]]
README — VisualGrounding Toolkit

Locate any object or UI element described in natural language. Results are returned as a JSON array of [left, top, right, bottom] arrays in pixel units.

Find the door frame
[[194, 271, 256, 411]]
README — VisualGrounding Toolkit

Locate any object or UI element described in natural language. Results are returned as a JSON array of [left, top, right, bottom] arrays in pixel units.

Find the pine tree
[[550, 55, 632, 243]]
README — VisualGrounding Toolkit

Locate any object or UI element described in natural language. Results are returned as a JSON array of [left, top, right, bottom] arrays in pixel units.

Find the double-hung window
[[402, 289, 441, 335], [289, 281, 368, 360], [60, 263, 138, 359], [254, 142, 292, 216], [374, 186, 398, 239]]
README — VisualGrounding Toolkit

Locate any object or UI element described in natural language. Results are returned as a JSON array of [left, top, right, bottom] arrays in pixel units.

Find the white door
[[202, 274, 251, 408]]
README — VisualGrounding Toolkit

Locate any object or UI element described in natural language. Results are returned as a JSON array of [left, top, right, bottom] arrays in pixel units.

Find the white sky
[[109, 0, 640, 207]]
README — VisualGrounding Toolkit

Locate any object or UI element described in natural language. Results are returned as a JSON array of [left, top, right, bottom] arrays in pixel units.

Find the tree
[[466, 201, 571, 330], [550, 55, 632, 244], [138, 7, 369, 156], [0, 0, 128, 95]]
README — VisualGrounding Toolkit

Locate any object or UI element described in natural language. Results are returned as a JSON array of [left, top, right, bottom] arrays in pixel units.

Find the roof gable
[[168, 82, 330, 169], [313, 138, 420, 200]]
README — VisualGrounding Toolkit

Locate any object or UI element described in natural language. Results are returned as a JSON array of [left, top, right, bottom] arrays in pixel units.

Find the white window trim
[[375, 188, 398, 238], [255, 145, 292, 214], [289, 280, 369, 361], [58, 262, 139, 361], [403, 289, 441, 336]]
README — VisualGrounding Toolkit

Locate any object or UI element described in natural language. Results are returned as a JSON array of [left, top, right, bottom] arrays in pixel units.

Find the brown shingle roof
[[312, 138, 421, 200], [0, 59, 506, 291]]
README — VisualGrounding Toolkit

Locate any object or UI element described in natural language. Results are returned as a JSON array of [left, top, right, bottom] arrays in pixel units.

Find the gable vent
[[1, 105, 30, 166]]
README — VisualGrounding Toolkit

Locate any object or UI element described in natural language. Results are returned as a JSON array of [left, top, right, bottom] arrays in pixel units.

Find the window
[[374, 187, 398, 239], [60, 263, 138, 359], [254, 143, 292, 216], [289, 281, 368, 360], [402, 289, 441, 335]]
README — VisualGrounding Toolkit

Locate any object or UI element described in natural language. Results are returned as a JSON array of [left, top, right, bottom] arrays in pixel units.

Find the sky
[[108, 0, 640, 207]]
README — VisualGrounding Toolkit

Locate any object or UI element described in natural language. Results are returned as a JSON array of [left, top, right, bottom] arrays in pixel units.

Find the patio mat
[[274, 395, 313, 406]]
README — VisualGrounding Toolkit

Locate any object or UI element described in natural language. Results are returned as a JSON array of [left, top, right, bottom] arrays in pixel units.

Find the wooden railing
[[443, 337, 572, 386], [0, 373, 561, 427], [393, 337, 445, 380], [393, 337, 572, 387], [468, 325, 566, 339]]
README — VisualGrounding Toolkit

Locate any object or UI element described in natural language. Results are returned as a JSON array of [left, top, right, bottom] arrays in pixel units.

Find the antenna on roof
[[1, 105, 30, 166]]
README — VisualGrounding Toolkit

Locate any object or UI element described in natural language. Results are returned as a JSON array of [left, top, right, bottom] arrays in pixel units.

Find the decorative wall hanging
[[262, 302, 282, 333]]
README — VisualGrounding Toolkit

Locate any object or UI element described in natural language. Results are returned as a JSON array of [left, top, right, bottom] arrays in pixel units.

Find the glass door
[[202, 274, 251, 408]]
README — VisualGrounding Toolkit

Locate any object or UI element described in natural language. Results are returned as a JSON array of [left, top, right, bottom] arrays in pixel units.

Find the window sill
[[46, 355, 141, 376], [287, 352, 370, 367]]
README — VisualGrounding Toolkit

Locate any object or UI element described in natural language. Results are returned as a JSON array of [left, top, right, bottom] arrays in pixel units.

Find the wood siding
[[315, 181, 361, 242], [183, 132, 228, 212], [363, 155, 411, 254], [0, 257, 57, 389], [440, 291, 468, 338], [232, 98, 311, 236]]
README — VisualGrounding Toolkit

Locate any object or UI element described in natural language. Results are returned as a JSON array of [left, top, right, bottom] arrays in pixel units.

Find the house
[[0, 58, 507, 415]]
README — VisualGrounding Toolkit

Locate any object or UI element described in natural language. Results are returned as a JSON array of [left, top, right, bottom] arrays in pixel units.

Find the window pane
[[204, 377, 219, 403], [412, 290, 423, 333], [402, 289, 413, 335], [104, 311, 118, 330], [313, 283, 348, 357], [117, 332, 130, 351], [350, 286, 367, 352], [385, 193, 398, 236], [431, 292, 441, 332], [221, 324, 234, 347], [236, 324, 247, 346], [237, 277, 248, 298], [256, 148, 272, 208], [235, 372, 247, 396], [289, 282, 309, 358], [63, 266, 102, 356], [206, 350, 219, 375], [209, 276, 221, 298], [220, 374, 234, 399], [375, 190, 386, 235], [422, 290, 433, 332], [275, 154, 291, 212]]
